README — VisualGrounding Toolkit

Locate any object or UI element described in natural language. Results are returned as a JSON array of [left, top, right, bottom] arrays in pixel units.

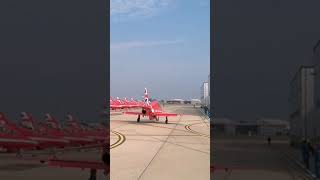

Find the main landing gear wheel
[[165, 116, 168, 124], [88, 169, 97, 180], [137, 115, 140, 123]]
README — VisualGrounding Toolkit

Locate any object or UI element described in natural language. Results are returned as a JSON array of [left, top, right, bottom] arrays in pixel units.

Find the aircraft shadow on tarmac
[[114, 120, 202, 136], [116, 120, 181, 126]]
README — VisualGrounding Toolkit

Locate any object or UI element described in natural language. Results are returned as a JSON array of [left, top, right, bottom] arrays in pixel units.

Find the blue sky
[[110, 0, 210, 100]]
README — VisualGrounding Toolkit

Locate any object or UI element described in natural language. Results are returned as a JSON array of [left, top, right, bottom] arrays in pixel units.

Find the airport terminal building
[[212, 118, 288, 136]]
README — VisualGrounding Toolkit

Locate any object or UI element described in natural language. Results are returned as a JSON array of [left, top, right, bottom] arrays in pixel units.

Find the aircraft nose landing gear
[[137, 115, 140, 123], [165, 116, 168, 124]]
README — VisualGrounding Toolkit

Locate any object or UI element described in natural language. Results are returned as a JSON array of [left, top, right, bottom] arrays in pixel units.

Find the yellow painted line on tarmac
[[185, 123, 210, 138], [110, 130, 126, 149]]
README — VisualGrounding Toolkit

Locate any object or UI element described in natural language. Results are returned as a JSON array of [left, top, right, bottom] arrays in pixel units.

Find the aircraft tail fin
[[0, 112, 9, 125], [144, 88, 150, 105], [20, 112, 35, 130], [44, 113, 59, 129]]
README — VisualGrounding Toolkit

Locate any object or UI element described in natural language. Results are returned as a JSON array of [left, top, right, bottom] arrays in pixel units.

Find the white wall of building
[[201, 82, 209, 106], [289, 66, 315, 141]]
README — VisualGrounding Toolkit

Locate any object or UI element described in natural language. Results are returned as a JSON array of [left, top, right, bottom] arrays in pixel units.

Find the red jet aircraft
[[0, 113, 39, 152], [0, 110, 108, 180], [124, 88, 178, 124], [110, 96, 143, 110], [110, 97, 130, 110], [38, 113, 109, 179], [63, 115, 107, 144], [41, 114, 102, 147], [0, 112, 70, 151]]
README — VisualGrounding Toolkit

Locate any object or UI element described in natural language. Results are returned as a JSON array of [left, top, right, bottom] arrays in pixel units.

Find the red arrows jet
[[1, 112, 70, 150], [0, 112, 108, 179], [41, 114, 97, 147], [41, 115, 109, 179], [130, 98, 144, 107], [110, 96, 142, 110], [110, 97, 129, 110], [109, 97, 125, 109], [0, 113, 39, 152], [123, 98, 140, 108], [124, 88, 178, 124], [63, 115, 107, 144]]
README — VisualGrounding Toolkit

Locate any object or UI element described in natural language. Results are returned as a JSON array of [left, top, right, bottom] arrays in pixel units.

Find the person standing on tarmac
[[102, 144, 110, 176], [307, 140, 315, 156], [301, 139, 311, 169], [267, 136, 271, 146], [314, 143, 320, 178]]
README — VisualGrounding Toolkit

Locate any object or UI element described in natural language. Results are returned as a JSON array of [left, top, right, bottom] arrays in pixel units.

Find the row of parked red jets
[[0, 112, 108, 153], [0, 111, 109, 178], [110, 88, 178, 124]]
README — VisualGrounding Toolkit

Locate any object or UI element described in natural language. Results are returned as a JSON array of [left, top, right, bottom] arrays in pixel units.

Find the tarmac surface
[[211, 135, 316, 180], [110, 104, 210, 180]]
